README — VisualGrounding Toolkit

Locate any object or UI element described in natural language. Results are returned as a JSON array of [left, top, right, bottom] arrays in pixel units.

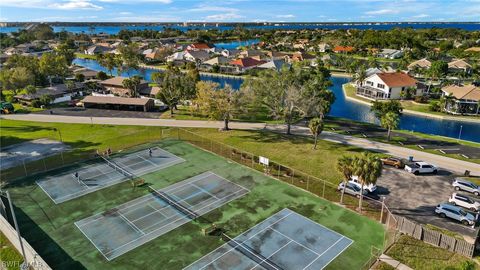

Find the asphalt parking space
[[35, 107, 163, 119], [376, 167, 480, 241]]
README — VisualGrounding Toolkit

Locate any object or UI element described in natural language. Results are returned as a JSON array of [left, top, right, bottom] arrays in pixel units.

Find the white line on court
[[118, 212, 145, 235], [302, 236, 345, 270], [102, 187, 248, 259], [319, 239, 353, 270], [249, 240, 293, 270], [269, 228, 320, 256], [136, 154, 159, 167], [189, 183, 220, 200], [197, 212, 293, 270]]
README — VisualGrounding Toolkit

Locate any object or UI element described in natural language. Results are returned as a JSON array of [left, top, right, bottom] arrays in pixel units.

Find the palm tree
[[336, 155, 356, 204], [353, 152, 383, 213], [308, 117, 324, 149], [354, 67, 367, 87], [380, 111, 400, 141]]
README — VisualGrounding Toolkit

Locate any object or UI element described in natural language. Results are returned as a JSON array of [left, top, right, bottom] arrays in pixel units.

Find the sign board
[[259, 156, 269, 166]]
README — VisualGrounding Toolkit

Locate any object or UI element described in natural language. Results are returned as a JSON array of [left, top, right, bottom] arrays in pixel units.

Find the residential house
[[15, 83, 86, 105], [99, 77, 149, 97], [333, 46, 355, 54], [84, 45, 111, 55], [377, 49, 403, 59], [221, 49, 240, 58], [202, 56, 230, 66], [82, 96, 155, 112], [184, 50, 210, 63], [365, 67, 383, 77], [71, 67, 99, 80], [318, 43, 330, 53], [266, 51, 289, 61], [239, 50, 265, 59], [320, 54, 337, 66], [447, 59, 472, 74], [166, 51, 186, 63], [407, 58, 431, 73], [230, 57, 266, 72], [257, 59, 289, 71], [187, 43, 215, 53], [290, 51, 316, 63], [441, 85, 480, 115], [357, 72, 418, 100]]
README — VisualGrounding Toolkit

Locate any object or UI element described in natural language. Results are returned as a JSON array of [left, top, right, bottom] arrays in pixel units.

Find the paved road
[[2, 114, 479, 175]]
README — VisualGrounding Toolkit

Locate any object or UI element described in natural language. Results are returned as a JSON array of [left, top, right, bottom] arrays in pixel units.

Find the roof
[[189, 43, 214, 49], [82, 96, 153, 106], [292, 52, 315, 61], [203, 56, 230, 66], [14, 83, 85, 100], [374, 72, 417, 87], [230, 57, 266, 68], [408, 58, 431, 69], [185, 50, 210, 60], [448, 59, 472, 69], [442, 85, 480, 101], [333, 46, 355, 52], [257, 60, 289, 70], [465, 47, 480, 52], [100, 76, 148, 87]]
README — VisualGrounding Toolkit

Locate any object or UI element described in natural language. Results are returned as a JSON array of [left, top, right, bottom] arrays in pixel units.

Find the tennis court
[[75, 172, 250, 261], [36, 147, 184, 204], [185, 208, 353, 270]]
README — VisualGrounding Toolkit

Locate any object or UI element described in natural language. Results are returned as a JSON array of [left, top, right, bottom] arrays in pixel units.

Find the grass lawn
[[386, 235, 479, 270], [74, 53, 97, 60], [5, 138, 384, 269], [0, 232, 24, 270]]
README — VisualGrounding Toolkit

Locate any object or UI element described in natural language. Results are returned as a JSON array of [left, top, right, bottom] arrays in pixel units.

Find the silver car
[[449, 193, 480, 212], [452, 178, 480, 196], [337, 182, 368, 198], [435, 203, 476, 226]]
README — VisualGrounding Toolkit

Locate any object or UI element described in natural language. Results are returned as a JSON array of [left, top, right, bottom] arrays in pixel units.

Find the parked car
[[337, 182, 368, 198], [404, 161, 438, 175], [349, 176, 377, 193], [435, 203, 476, 226], [449, 193, 480, 211], [452, 178, 480, 196], [380, 157, 404, 169]]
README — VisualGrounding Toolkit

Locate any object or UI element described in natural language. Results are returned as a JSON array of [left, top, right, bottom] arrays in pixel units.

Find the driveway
[[376, 167, 480, 242]]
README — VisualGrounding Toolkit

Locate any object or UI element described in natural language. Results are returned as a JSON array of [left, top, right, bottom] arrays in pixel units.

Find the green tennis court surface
[[75, 172, 249, 261], [185, 208, 353, 270], [7, 139, 384, 270], [36, 147, 184, 203]]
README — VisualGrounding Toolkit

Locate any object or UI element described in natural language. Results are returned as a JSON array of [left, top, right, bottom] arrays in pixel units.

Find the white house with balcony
[[357, 72, 418, 100]]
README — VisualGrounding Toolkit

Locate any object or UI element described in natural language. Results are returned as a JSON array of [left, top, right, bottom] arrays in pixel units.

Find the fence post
[[251, 154, 254, 168], [277, 164, 281, 179], [177, 128, 180, 140], [322, 179, 326, 198], [60, 151, 65, 165], [43, 159, 47, 171], [380, 196, 385, 224], [306, 175, 310, 191]]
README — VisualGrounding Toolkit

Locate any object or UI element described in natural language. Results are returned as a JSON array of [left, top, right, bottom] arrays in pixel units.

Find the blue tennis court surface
[[36, 147, 184, 204], [75, 172, 249, 261], [185, 208, 353, 270]]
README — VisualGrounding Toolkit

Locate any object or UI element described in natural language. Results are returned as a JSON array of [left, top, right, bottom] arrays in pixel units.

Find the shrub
[[414, 95, 428, 103], [31, 100, 42, 108], [429, 101, 441, 112]]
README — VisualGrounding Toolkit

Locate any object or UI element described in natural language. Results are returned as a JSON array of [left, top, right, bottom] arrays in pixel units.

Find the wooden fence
[[396, 216, 475, 258]]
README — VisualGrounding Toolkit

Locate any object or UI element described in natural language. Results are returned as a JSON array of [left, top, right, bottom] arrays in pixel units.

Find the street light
[[458, 125, 463, 141], [53, 128, 63, 142]]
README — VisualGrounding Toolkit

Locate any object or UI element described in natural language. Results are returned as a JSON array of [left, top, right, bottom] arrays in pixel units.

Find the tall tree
[[194, 81, 246, 130], [0, 67, 34, 95], [122, 76, 141, 97], [353, 153, 383, 212], [97, 53, 120, 76], [371, 100, 403, 120], [308, 117, 324, 149], [39, 53, 68, 86], [118, 43, 141, 73], [380, 111, 400, 141], [336, 155, 356, 204]]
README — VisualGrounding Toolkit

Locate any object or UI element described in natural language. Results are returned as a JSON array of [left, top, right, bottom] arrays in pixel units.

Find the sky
[[0, 0, 479, 22]]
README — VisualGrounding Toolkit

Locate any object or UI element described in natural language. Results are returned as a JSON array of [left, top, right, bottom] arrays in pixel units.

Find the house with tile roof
[[441, 85, 480, 115], [357, 72, 418, 100], [230, 57, 266, 72], [447, 59, 472, 74], [333, 46, 355, 54], [407, 58, 431, 71], [187, 43, 215, 53]]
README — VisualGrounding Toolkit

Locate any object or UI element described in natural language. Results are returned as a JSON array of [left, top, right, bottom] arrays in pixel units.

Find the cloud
[[204, 13, 244, 21], [98, 0, 172, 3], [187, 6, 238, 12], [50, 1, 103, 10], [119, 11, 132, 15], [412, 13, 429, 18], [365, 9, 397, 15], [276, 14, 295, 18]]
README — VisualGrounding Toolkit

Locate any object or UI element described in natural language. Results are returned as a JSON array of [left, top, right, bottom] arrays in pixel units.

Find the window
[[377, 83, 385, 89]]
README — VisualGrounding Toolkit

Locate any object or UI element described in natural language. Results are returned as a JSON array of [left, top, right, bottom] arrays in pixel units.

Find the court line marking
[[269, 228, 321, 256], [302, 236, 345, 270], [183, 209, 292, 270], [73, 221, 112, 261], [136, 154, 159, 167], [101, 187, 248, 260], [319, 239, 353, 270], [118, 212, 145, 235], [197, 212, 293, 270], [35, 180, 59, 204], [189, 183, 220, 200], [250, 239, 293, 270]]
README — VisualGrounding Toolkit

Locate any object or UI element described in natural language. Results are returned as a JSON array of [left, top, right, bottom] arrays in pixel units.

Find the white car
[[349, 176, 377, 193], [404, 161, 438, 175], [449, 193, 480, 212]]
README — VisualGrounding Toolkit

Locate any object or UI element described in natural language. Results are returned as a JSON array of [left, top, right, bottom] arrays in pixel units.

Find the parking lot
[[374, 166, 480, 241]]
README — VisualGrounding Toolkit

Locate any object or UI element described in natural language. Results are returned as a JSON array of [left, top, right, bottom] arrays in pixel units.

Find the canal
[[73, 58, 480, 143]]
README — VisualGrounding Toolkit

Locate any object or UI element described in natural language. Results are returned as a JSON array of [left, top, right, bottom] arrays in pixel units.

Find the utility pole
[[5, 191, 27, 269]]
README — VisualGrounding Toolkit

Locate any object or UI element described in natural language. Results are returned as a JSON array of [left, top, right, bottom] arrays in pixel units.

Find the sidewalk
[[377, 254, 413, 270], [2, 114, 479, 175]]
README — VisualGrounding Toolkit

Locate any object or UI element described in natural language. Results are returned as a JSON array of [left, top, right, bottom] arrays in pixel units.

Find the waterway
[[73, 58, 480, 143]]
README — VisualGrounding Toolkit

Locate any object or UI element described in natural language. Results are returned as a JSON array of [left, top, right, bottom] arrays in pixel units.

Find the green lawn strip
[[74, 53, 97, 60], [0, 232, 24, 270], [343, 83, 373, 104], [386, 235, 478, 270], [372, 261, 396, 270], [6, 139, 384, 270]]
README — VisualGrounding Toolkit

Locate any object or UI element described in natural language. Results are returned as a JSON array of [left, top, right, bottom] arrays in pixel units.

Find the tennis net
[[100, 156, 133, 179], [222, 233, 282, 270], [148, 186, 198, 219]]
